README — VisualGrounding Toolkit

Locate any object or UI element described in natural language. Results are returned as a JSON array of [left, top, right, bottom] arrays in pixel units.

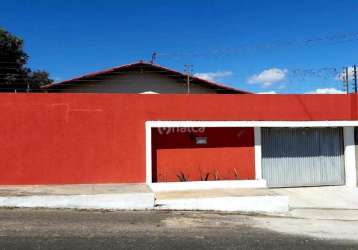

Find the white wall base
[[254, 127, 262, 180], [344, 127, 357, 187], [156, 195, 289, 213], [150, 180, 267, 192], [0, 193, 155, 210]]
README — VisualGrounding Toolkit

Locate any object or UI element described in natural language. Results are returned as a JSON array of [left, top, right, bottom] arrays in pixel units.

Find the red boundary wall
[[0, 93, 357, 185]]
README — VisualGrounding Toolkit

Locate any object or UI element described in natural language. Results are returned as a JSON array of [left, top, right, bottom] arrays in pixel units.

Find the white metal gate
[[262, 127, 345, 187]]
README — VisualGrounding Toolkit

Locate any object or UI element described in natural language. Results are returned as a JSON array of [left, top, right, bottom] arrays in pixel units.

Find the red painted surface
[[0, 93, 356, 185], [152, 128, 255, 182]]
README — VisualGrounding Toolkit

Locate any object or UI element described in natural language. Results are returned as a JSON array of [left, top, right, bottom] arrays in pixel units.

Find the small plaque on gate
[[196, 137, 208, 145]]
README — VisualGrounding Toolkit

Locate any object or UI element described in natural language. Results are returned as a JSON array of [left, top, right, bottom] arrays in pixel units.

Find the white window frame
[[146, 121, 358, 190]]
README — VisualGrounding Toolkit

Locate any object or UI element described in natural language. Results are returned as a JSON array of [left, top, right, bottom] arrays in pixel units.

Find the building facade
[[0, 93, 356, 189]]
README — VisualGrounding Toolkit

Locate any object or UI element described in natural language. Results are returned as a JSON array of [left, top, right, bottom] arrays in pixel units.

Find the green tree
[[0, 27, 53, 92], [27, 70, 53, 90]]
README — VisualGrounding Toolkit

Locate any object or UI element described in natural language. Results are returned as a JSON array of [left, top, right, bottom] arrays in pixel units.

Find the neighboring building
[[42, 61, 250, 94]]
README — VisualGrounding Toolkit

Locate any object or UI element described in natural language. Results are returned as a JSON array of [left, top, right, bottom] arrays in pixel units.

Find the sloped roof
[[42, 61, 251, 94]]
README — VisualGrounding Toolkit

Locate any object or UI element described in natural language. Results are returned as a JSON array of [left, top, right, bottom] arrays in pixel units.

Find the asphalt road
[[0, 209, 356, 250]]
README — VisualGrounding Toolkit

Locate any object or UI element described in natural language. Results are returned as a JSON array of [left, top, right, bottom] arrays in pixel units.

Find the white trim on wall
[[150, 180, 267, 192], [146, 120, 358, 128], [145, 120, 358, 189], [254, 127, 262, 180], [344, 127, 357, 187], [145, 123, 152, 185]]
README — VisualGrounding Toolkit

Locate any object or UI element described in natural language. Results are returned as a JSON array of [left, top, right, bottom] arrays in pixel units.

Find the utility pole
[[184, 64, 193, 94], [353, 65, 357, 93], [344, 67, 349, 94]]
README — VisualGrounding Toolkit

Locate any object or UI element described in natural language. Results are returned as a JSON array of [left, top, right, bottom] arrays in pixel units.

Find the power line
[[0, 65, 347, 77], [1, 31, 357, 65], [158, 31, 358, 59]]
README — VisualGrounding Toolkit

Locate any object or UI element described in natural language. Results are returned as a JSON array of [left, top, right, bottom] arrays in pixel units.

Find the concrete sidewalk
[[272, 186, 358, 209], [0, 184, 154, 210], [0, 185, 290, 213], [155, 188, 289, 213], [0, 184, 357, 217], [154, 186, 358, 216], [271, 186, 358, 220]]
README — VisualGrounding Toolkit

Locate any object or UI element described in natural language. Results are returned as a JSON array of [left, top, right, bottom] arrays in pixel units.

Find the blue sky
[[2, 0, 358, 93]]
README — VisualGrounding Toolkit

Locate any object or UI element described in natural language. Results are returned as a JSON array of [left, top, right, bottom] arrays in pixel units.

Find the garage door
[[262, 128, 345, 187]]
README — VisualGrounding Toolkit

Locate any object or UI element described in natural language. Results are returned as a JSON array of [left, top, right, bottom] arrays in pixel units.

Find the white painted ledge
[[149, 180, 267, 192], [146, 120, 358, 128], [155, 195, 289, 213], [0, 193, 155, 210]]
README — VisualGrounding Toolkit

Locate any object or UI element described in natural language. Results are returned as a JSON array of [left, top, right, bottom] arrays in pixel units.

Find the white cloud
[[306, 88, 345, 94], [248, 68, 288, 88], [140, 91, 159, 94], [257, 91, 277, 94], [194, 71, 233, 81], [336, 67, 356, 81]]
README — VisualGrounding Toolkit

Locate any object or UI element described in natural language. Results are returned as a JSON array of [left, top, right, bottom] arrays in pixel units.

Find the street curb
[[0, 193, 155, 210], [155, 195, 289, 213]]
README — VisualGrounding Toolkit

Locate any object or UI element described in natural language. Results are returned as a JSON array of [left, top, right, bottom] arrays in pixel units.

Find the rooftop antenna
[[151, 52, 157, 64]]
